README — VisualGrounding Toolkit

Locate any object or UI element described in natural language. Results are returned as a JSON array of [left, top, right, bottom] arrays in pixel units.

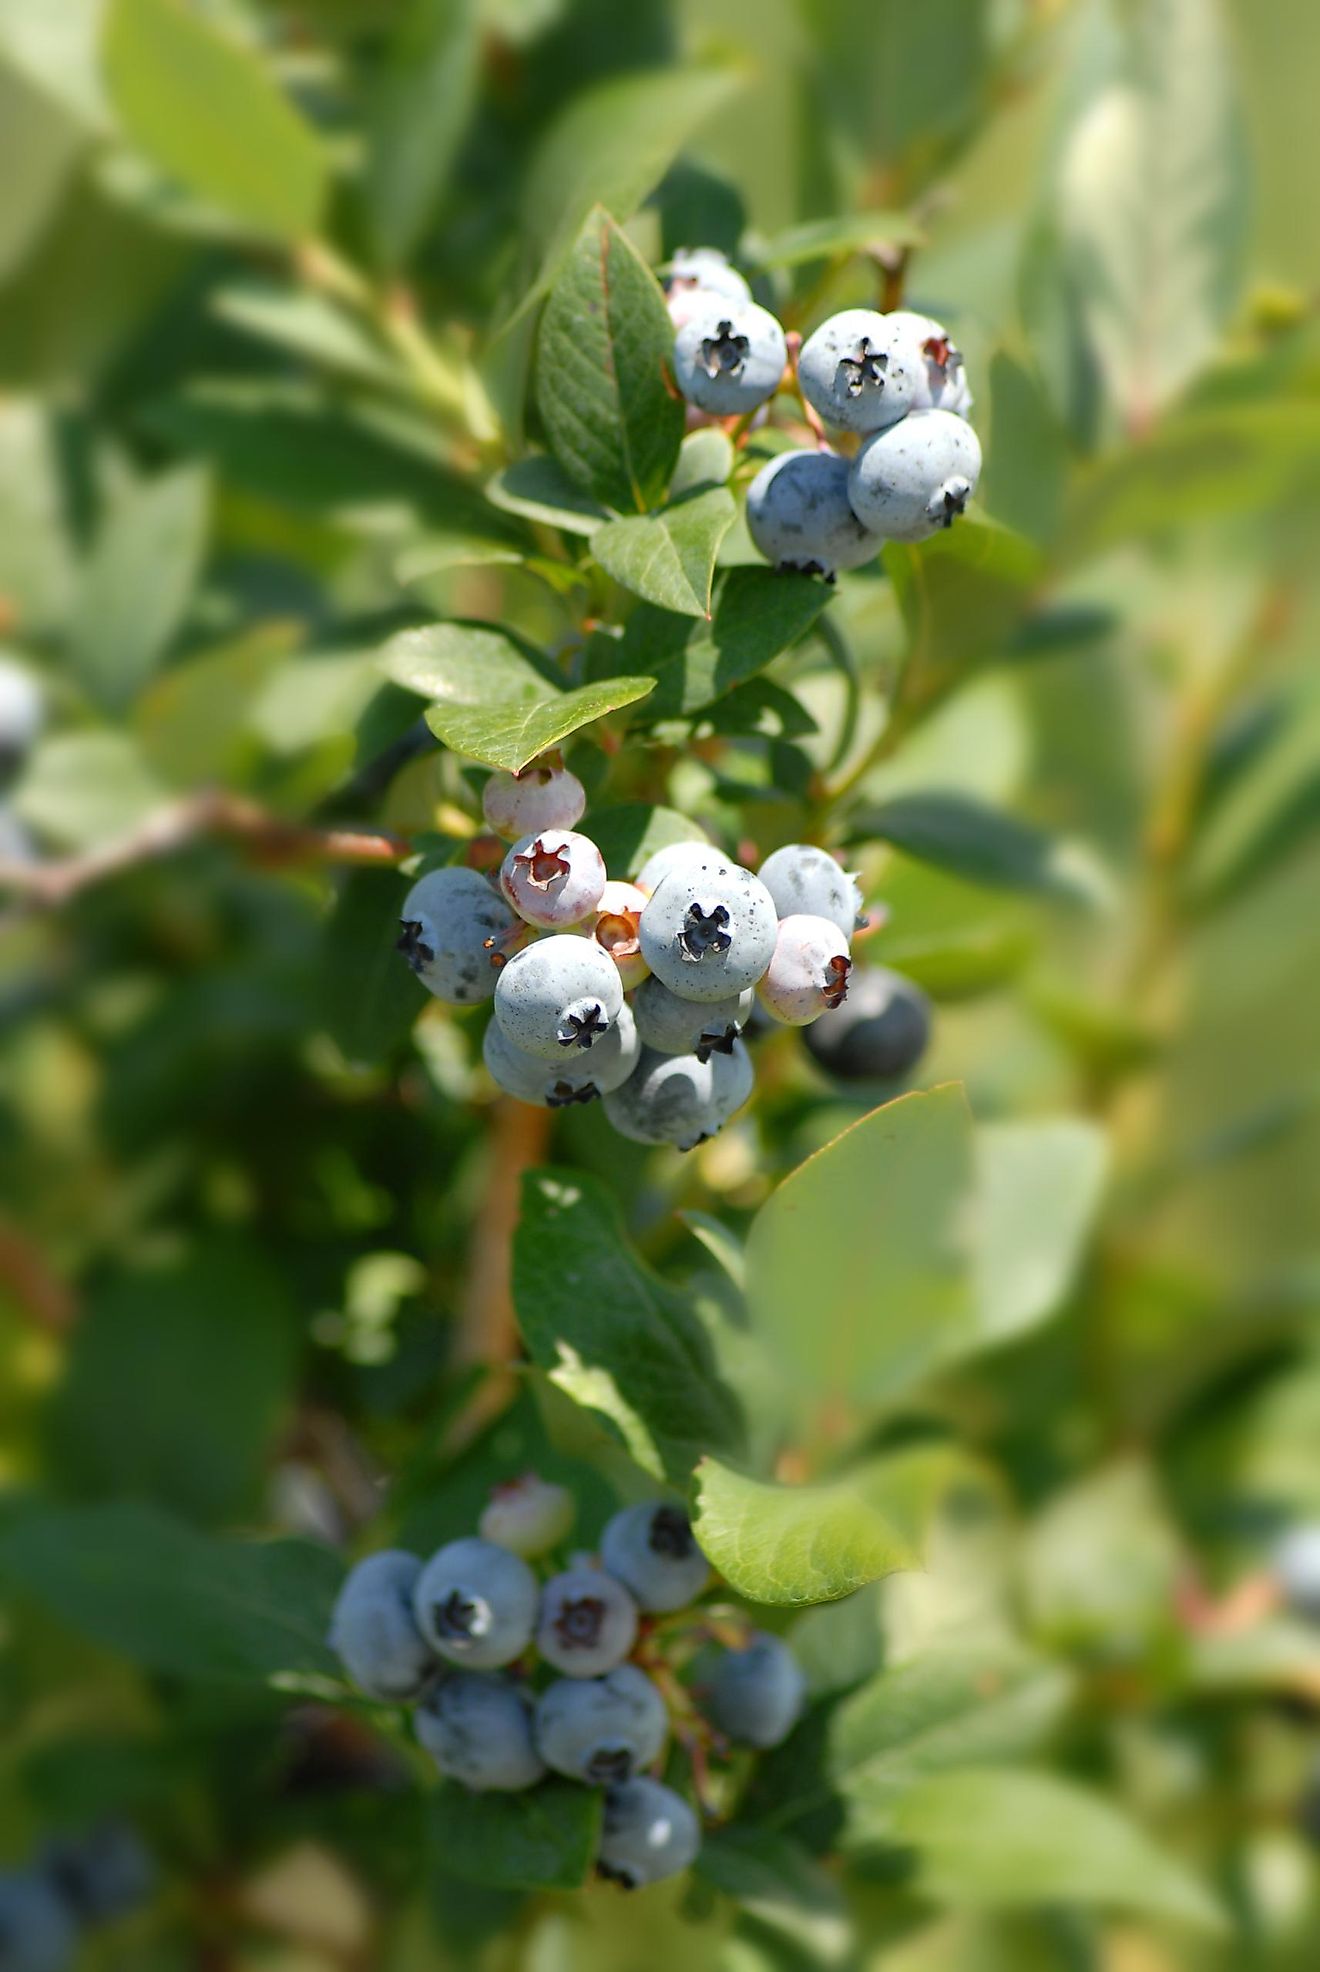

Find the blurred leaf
[[135, 621, 296, 786], [591, 488, 736, 617], [798, 0, 987, 182], [14, 731, 164, 849], [747, 208, 923, 269], [69, 464, 209, 710], [0, 0, 106, 125], [428, 1779, 601, 1892], [49, 1239, 298, 1525], [212, 281, 402, 390], [973, 1120, 1107, 1348], [1055, 0, 1248, 427], [670, 426, 734, 498], [982, 353, 1069, 548], [693, 1447, 957, 1607], [853, 792, 1113, 908], [0, 63, 85, 282], [102, 0, 327, 241], [1186, 675, 1320, 905], [1024, 1461, 1182, 1654], [0, 1501, 342, 1686], [892, 1768, 1225, 1931], [536, 207, 684, 514], [519, 67, 739, 310], [884, 520, 1042, 680], [380, 620, 654, 772], [365, 0, 480, 272], [697, 1827, 849, 1962], [322, 868, 425, 1065], [613, 567, 830, 719], [512, 1169, 745, 1485], [486, 454, 609, 536], [583, 803, 709, 878]]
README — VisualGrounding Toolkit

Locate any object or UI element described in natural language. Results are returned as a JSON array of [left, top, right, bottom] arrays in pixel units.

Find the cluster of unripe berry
[[397, 758, 919, 1148], [666, 248, 981, 580], [0, 1825, 153, 1972], [329, 1478, 804, 1889]]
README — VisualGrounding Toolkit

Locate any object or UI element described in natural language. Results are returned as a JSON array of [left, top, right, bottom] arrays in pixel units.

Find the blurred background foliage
[[0, 0, 1319, 1967]]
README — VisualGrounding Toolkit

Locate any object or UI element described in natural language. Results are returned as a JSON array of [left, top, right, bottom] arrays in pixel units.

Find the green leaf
[[428, 1779, 601, 1892], [365, 0, 479, 272], [0, 62, 85, 283], [1185, 676, 1320, 905], [583, 804, 710, 880], [612, 567, 831, 720], [212, 281, 402, 390], [973, 1120, 1107, 1348], [486, 455, 609, 536], [883, 519, 1043, 683], [693, 1447, 957, 1606], [853, 792, 1113, 908], [1055, 0, 1248, 426], [591, 488, 735, 617], [135, 622, 296, 787], [982, 352, 1069, 547], [512, 1170, 745, 1485], [69, 464, 209, 710], [535, 207, 684, 514], [697, 1827, 850, 1962], [102, 0, 327, 241], [13, 732, 164, 850], [0, 0, 108, 128], [519, 67, 739, 311], [892, 1768, 1225, 1931], [380, 621, 654, 773], [48, 1239, 298, 1526], [670, 426, 734, 498], [0, 1501, 342, 1686], [322, 869, 426, 1066], [747, 208, 924, 269]]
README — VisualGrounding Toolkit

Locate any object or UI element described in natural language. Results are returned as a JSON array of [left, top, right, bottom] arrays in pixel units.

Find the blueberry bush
[[1, 0, 1319, 1967]]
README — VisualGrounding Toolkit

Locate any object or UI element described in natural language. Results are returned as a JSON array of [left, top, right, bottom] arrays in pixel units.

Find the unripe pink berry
[[588, 881, 650, 991], [479, 1474, 576, 1557], [757, 913, 852, 1026], [500, 829, 607, 929], [482, 762, 586, 842]]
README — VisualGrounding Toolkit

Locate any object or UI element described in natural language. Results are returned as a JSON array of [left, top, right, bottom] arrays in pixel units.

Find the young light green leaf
[[427, 1780, 601, 1893], [973, 1120, 1107, 1346], [670, 426, 735, 499], [512, 1170, 745, 1486], [892, 1768, 1225, 1930], [536, 207, 685, 514], [853, 792, 1114, 908], [591, 488, 736, 618], [693, 1446, 958, 1606], [365, 0, 479, 271], [13, 732, 165, 850], [380, 621, 653, 773], [102, 0, 327, 241], [70, 464, 209, 710]]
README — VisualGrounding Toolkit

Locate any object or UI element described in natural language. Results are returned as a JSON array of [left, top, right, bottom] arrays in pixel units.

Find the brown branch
[[0, 791, 410, 913], [0, 1222, 77, 1332]]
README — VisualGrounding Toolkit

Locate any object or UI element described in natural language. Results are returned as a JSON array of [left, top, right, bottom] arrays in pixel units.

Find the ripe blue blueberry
[[40, 1825, 154, 1925], [493, 935, 624, 1061], [703, 1631, 805, 1749], [706, 1037, 754, 1133], [674, 295, 787, 416], [328, 1550, 437, 1702], [397, 867, 522, 1006], [804, 965, 931, 1081], [479, 1473, 576, 1557], [536, 1567, 639, 1677], [413, 1537, 538, 1670], [414, 1672, 546, 1790], [534, 1664, 668, 1784], [797, 308, 917, 435], [757, 843, 863, 939], [757, 913, 853, 1026], [600, 1502, 711, 1613], [746, 450, 883, 579], [635, 838, 715, 897], [482, 761, 586, 842], [602, 1047, 718, 1152], [632, 975, 754, 1062], [597, 1777, 701, 1888], [638, 857, 778, 1003], [483, 1001, 639, 1107], [848, 407, 982, 542], [1274, 1525, 1320, 1623], [887, 310, 974, 417], [0, 1871, 78, 1972]]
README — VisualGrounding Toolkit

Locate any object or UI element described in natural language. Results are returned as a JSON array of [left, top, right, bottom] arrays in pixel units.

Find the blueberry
[[757, 913, 853, 1026], [39, 1825, 154, 1924], [746, 450, 883, 579], [673, 295, 787, 416], [413, 1537, 538, 1670], [667, 248, 751, 310], [0, 657, 43, 789], [588, 880, 650, 992], [1274, 1524, 1320, 1623], [602, 1047, 717, 1152], [0, 1871, 78, 1972], [803, 965, 931, 1081], [847, 407, 982, 542], [534, 1664, 668, 1784], [414, 1672, 546, 1790], [500, 828, 608, 930], [887, 310, 974, 417], [600, 1503, 711, 1613], [483, 1001, 638, 1107], [638, 857, 778, 1004], [482, 761, 586, 843], [597, 1777, 701, 1888], [397, 867, 522, 1006], [706, 1039, 754, 1134], [536, 1567, 639, 1677], [797, 308, 917, 436], [479, 1473, 576, 1557], [757, 843, 863, 939], [702, 1631, 805, 1749], [328, 1550, 437, 1702], [635, 838, 716, 897], [632, 975, 754, 1061], [493, 935, 624, 1062]]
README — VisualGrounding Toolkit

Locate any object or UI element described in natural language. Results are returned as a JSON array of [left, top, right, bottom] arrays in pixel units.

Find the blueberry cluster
[[328, 1479, 805, 1889], [397, 765, 922, 1144], [666, 248, 980, 580], [0, 1826, 153, 1972]]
